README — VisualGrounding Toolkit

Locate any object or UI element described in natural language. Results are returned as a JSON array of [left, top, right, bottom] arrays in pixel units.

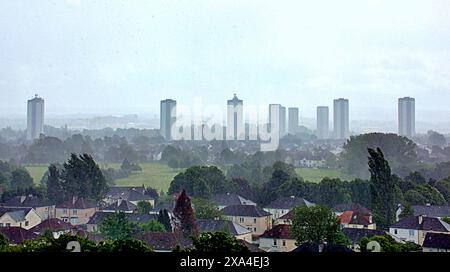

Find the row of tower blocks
[[25, 94, 415, 141], [160, 95, 416, 141]]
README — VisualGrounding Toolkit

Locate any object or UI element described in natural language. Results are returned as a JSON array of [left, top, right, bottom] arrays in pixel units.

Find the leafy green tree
[[137, 201, 153, 214], [442, 217, 450, 224], [140, 219, 166, 232], [46, 164, 65, 204], [99, 212, 139, 240], [173, 189, 198, 237], [185, 232, 249, 253], [168, 166, 231, 199], [318, 178, 352, 207], [10, 168, 33, 188], [368, 148, 397, 230], [359, 235, 421, 252], [158, 209, 172, 232], [404, 189, 428, 205], [399, 204, 414, 220], [434, 178, 450, 204], [291, 205, 349, 246], [19, 234, 98, 252], [97, 239, 151, 252], [0, 233, 9, 252], [347, 178, 372, 208], [192, 198, 222, 220]]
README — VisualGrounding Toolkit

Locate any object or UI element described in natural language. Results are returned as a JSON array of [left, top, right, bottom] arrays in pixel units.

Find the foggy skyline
[[1, 0, 450, 123]]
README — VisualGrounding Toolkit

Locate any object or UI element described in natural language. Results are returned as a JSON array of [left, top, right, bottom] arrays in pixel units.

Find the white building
[[27, 94, 45, 140], [316, 106, 329, 139], [160, 99, 177, 141], [227, 94, 244, 140], [333, 98, 349, 139], [288, 107, 299, 135], [398, 97, 415, 138], [269, 104, 286, 138]]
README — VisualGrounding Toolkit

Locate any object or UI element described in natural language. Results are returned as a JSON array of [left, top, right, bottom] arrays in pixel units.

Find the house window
[[409, 230, 415, 236], [239, 217, 244, 223], [253, 218, 257, 224], [63, 209, 68, 214], [394, 229, 398, 235], [25, 221, 29, 227], [273, 239, 277, 246], [70, 217, 78, 225], [254, 228, 256, 232], [73, 209, 78, 215], [282, 240, 286, 247]]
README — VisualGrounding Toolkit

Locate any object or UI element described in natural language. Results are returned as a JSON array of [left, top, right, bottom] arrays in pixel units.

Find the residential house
[[0, 227, 38, 245], [239, 239, 265, 252], [411, 205, 450, 219], [264, 196, 314, 220], [102, 199, 137, 213], [275, 210, 294, 225], [197, 219, 253, 243], [2, 195, 55, 220], [86, 212, 158, 232], [210, 193, 256, 210], [422, 232, 450, 252], [105, 186, 155, 207], [389, 215, 450, 245], [135, 232, 192, 252], [259, 224, 296, 252], [342, 228, 387, 251], [334, 203, 376, 229], [0, 207, 42, 230], [222, 205, 272, 236], [55, 197, 97, 225], [30, 218, 73, 238]]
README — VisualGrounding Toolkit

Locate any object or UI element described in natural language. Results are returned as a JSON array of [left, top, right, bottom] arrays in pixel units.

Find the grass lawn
[[102, 162, 181, 193], [25, 165, 48, 184], [295, 168, 356, 183]]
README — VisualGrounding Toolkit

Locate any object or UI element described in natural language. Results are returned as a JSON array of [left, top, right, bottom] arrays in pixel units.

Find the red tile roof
[[259, 224, 293, 239], [31, 218, 73, 233]]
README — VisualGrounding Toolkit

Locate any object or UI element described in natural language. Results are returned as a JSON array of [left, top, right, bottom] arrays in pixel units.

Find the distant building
[[264, 196, 314, 220], [160, 99, 177, 141], [27, 94, 45, 140], [259, 224, 296, 252], [227, 94, 244, 140], [288, 107, 299, 135], [316, 106, 329, 139], [222, 205, 272, 236], [398, 97, 415, 138], [389, 215, 450, 245], [333, 98, 349, 139], [269, 104, 286, 137]]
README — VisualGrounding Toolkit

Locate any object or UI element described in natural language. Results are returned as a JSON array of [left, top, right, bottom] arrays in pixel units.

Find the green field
[[295, 168, 356, 183], [102, 162, 180, 193], [25, 165, 48, 184], [26, 163, 181, 193]]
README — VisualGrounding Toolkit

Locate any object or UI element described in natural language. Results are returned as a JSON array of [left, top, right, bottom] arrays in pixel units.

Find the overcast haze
[[1, 0, 450, 124]]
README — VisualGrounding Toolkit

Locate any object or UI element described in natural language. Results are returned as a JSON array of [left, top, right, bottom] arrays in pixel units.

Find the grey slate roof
[[106, 186, 153, 202], [2, 195, 52, 207], [333, 203, 371, 214], [210, 193, 256, 207], [422, 232, 450, 250], [102, 199, 137, 212], [0, 207, 33, 222], [412, 205, 450, 218], [222, 205, 271, 217], [342, 228, 387, 243], [87, 211, 158, 225], [265, 196, 314, 210], [391, 216, 450, 232], [197, 219, 252, 236]]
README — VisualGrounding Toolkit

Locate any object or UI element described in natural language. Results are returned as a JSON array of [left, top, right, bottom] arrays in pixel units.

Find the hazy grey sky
[[1, 0, 450, 122]]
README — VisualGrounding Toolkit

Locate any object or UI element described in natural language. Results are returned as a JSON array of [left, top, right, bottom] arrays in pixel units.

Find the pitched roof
[[391, 216, 450, 232], [222, 205, 271, 217], [102, 199, 137, 212], [152, 201, 175, 213], [260, 224, 293, 239], [210, 193, 256, 207], [422, 232, 450, 250], [2, 195, 52, 208], [412, 205, 450, 218], [279, 210, 294, 220], [338, 211, 373, 226], [0, 207, 33, 222], [265, 196, 314, 210], [239, 239, 264, 252], [197, 219, 252, 236], [106, 186, 154, 202], [0, 227, 38, 244], [135, 232, 192, 251], [57, 197, 96, 209], [87, 212, 158, 225], [31, 218, 73, 233], [333, 203, 371, 215], [342, 228, 387, 243]]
